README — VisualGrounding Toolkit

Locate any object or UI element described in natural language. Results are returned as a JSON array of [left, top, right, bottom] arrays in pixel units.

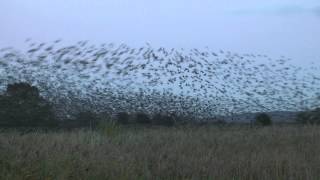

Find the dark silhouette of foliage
[[73, 111, 100, 129], [116, 112, 129, 124], [7, 83, 40, 98], [254, 113, 272, 126], [0, 83, 58, 127], [152, 113, 175, 127], [135, 112, 151, 124], [213, 119, 227, 126], [296, 108, 320, 125]]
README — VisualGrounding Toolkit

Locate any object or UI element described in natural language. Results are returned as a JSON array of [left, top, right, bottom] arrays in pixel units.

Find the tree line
[[0, 82, 319, 129]]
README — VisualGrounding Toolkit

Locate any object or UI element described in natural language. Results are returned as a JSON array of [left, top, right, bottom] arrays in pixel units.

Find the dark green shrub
[[135, 112, 151, 124], [213, 119, 227, 126], [296, 112, 311, 124], [254, 113, 272, 126], [152, 113, 175, 127], [73, 111, 100, 129], [296, 108, 320, 125], [6, 83, 39, 98], [0, 83, 58, 127], [116, 112, 129, 124]]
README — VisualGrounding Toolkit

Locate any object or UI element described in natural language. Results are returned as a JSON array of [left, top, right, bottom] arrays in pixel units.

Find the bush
[[254, 113, 272, 126], [0, 83, 58, 127], [6, 83, 40, 98], [73, 111, 100, 129], [296, 108, 320, 125], [116, 112, 129, 124], [213, 119, 227, 126], [135, 112, 151, 124], [152, 113, 175, 127]]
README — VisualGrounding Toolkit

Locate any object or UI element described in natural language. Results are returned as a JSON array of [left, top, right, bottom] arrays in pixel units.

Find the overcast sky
[[0, 0, 319, 65]]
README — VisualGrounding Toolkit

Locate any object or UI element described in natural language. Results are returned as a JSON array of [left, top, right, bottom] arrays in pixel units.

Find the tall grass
[[1, 125, 320, 179]]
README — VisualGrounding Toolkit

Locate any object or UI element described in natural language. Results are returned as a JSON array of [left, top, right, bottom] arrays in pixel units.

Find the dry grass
[[1, 125, 320, 180]]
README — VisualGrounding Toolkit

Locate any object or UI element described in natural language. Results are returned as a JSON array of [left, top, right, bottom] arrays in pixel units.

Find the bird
[[0, 41, 319, 122]]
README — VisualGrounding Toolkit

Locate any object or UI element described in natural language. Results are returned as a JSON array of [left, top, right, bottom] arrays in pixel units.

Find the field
[[1, 125, 320, 180]]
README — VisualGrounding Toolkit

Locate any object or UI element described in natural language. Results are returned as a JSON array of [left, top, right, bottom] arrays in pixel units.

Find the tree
[[296, 108, 320, 125], [72, 111, 100, 129], [254, 113, 272, 126], [135, 112, 151, 124], [116, 112, 129, 124], [152, 113, 175, 126], [0, 83, 58, 127]]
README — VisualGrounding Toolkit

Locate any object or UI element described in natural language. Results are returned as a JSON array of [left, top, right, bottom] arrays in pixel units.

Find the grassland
[[1, 125, 320, 180]]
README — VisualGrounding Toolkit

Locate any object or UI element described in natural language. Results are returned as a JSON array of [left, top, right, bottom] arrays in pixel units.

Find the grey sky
[[0, 0, 320, 65]]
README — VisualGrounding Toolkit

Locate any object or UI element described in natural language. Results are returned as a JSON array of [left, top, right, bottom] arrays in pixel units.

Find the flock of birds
[[0, 40, 319, 120]]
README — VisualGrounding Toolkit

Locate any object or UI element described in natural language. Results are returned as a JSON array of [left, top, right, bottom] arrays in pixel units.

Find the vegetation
[[296, 108, 320, 125], [152, 113, 175, 127], [116, 112, 130, 125], [0, 82, 58, 127], [70, 111, 100, 129], [1, 126, 320, 180], [254, 113, 272, 126], [0, 41, 320, 179], [134, 112, 152, 124]]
